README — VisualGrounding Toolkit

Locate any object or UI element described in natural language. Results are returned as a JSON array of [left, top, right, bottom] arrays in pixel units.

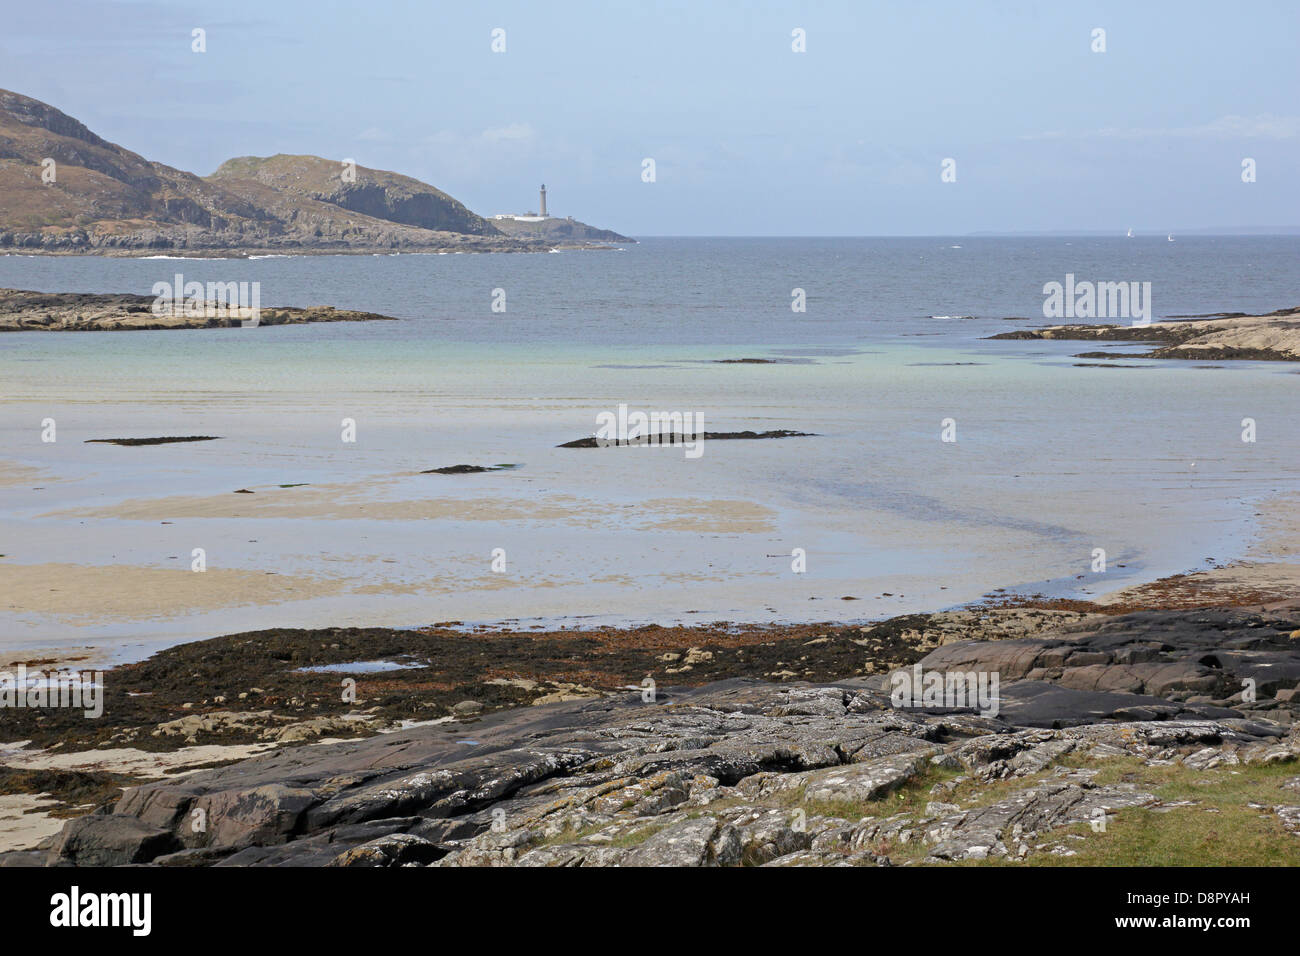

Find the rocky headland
[[0, 89, 630, 255], [989, 307, 1300, 361]]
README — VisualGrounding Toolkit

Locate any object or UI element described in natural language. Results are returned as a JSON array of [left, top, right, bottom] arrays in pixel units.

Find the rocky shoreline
[[989, 306, 1300, 361], [3, 583, 1298, 867], [0, 288, 400, 331]]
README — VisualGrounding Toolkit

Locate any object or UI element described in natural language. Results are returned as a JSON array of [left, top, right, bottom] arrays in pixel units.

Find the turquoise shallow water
[[1, 238, 1298, 656]]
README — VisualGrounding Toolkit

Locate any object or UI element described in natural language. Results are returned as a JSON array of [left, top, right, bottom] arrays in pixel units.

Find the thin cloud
[[1022, 114, 1300, 142], [481, 122, 536, 143]]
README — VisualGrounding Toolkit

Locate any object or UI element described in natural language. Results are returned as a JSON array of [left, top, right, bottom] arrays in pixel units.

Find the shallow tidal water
[[1, 237, 1298, 659]]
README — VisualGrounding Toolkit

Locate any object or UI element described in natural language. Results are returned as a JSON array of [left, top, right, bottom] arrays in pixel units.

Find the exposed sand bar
[[0, 461, 54, 488], [38, 483, 778, 532], [0, 563, 344, 621]]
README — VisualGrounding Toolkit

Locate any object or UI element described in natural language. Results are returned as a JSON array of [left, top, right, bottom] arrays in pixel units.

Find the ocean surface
[[2, 237, 1298, 659]]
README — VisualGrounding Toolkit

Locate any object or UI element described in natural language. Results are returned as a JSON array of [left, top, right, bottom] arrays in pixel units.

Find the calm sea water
[[3, 236, 1298, 346], [1, 237, 1298, 657]]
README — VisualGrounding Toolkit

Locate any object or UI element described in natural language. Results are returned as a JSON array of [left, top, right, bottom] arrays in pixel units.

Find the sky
[[3, 0, 1298, 236]]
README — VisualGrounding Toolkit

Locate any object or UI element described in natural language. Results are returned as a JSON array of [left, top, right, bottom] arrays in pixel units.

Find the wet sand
[[1097, 491, 1300, 609]]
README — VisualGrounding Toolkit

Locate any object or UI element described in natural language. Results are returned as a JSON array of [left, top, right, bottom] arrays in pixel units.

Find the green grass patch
[[952, 757, 1300, 866]]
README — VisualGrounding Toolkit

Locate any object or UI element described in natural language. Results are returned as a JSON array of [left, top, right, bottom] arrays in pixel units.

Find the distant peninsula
[[0, 89, 633, 256]]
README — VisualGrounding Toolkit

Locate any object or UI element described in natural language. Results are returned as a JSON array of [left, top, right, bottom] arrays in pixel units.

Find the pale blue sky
[[4, 0, 1297, 235]]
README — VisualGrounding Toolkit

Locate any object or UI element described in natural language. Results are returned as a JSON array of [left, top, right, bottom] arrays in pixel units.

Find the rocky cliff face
[[0, 89, 621, 255]]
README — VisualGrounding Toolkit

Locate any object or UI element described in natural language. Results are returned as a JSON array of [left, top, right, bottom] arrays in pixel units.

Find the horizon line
[[627, 230, 1300, 239]]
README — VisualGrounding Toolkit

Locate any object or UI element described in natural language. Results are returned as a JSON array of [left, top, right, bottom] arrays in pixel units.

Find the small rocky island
[[990, 307, 1300, 361], [0, 288, 398, 331]]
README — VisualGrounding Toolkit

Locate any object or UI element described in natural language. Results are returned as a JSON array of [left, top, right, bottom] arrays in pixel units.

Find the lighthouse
[[539, 184, 547, 218]]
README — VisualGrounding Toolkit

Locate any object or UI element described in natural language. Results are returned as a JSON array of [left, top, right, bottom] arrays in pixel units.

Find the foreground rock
[[16, 672, 1297, 866], [0, 288, 400, 331], [989, 307, 1300, 361], [919, 605, 1300, 724], [5, 604, 1297, 866]]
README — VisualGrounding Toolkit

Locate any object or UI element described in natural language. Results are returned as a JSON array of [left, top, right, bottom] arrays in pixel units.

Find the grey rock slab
[[623, 815, 723, 866], [924, 782, 1156, 861], [797, 751, 935, 804], [56, 814, 178, 867], [197, 784, 317, 849], [326, 833, 444, 867]]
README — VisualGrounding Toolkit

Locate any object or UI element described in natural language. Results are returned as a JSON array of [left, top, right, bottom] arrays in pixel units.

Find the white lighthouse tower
[[539, 184, 548, 218]]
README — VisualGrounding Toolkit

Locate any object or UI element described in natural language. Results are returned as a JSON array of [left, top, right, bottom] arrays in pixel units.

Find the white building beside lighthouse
[[493, 184, 553, 222]]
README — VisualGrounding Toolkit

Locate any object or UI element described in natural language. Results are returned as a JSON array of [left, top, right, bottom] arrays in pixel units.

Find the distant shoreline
[[0, 240, 626, 259]]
